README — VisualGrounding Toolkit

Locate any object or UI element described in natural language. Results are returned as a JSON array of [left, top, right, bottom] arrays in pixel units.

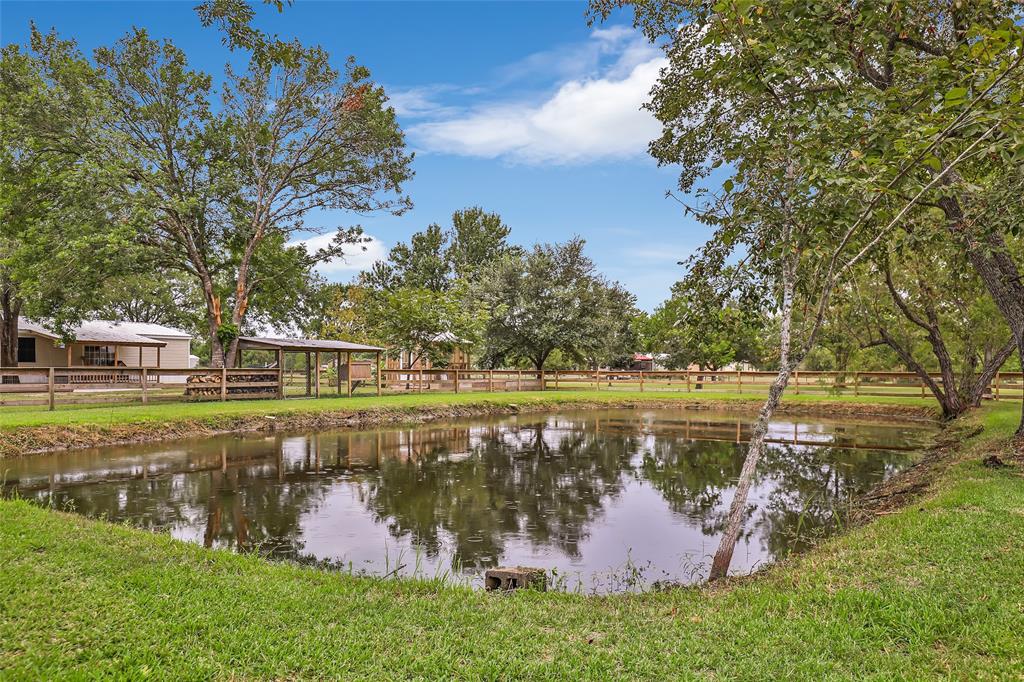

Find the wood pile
[[185, 372, 278, 398]]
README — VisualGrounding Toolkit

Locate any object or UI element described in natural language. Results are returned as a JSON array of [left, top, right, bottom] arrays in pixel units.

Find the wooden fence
[[0, 367, 282, 410], [383, 368, 1024, 401], [381, 369, 544, 393], [2, 366, 1022, 411]]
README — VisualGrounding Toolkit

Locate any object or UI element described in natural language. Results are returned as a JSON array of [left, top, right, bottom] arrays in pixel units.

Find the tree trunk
[[206, 314, 225, 369], [708, 360, 796, 579], [967, 339, 1015, 407], [939, 195, 1024, 436], [709, 253, 798, 580], [875, 328, 967, 420], [0, 281, 22, 367]]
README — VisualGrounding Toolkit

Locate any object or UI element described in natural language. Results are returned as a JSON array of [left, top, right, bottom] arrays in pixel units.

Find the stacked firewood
[[185, 372, 278, 397]]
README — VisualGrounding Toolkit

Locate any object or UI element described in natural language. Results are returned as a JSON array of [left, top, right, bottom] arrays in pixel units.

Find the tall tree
[[362, 206, 520, 292], [447, 207, 521, 282], [367, 285, 483, 369], [651, 276, 766, 371], [301, 282, 376, 343], [0, 28, 132, 365], [95, 271, 205, 331], [364, 224, 448, 293], [97, 27, 412, 367], [478, 238, 637, 370]]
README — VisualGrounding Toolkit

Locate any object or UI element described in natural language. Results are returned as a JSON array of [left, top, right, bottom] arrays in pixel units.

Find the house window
[[17, 337, 36, 363], [83, 345, 115, 366]]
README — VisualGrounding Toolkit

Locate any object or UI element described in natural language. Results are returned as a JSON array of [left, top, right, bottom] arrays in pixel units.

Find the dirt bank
[[0, 396, 937, 458]]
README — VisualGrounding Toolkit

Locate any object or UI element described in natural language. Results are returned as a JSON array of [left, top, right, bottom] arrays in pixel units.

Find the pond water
[[1, 409, 934, 592]]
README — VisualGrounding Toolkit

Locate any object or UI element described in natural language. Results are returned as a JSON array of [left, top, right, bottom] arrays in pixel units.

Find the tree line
[[304, 207, 639, 371], [3, 0, 1022, 432]]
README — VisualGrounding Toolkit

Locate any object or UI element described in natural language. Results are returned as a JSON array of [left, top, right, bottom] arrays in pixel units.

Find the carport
[[236, 337, 383, 398]]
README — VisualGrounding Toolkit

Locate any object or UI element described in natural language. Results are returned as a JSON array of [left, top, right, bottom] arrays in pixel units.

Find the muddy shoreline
[[0, 397, 937, 458]]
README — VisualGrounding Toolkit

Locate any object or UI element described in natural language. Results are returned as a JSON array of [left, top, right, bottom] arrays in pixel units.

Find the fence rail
[[383, 368, 1024, 401], [2, 365, 1022, 411], [0, 367, 283, 410]]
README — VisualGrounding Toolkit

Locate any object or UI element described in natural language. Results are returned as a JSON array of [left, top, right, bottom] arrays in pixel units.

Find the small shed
[[236, 337, 384, 398]]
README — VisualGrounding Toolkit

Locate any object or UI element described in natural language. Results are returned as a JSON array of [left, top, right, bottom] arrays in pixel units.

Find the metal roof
[[67, 321, 168, 346], [237, 337, 384, 352], [19, 318, 168, 347], [17, 318, 59, 340], [96, 321, 191, 339]]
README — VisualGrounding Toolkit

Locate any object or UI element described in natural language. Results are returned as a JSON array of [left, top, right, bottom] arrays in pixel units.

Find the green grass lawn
[[1, 402, 1022, 678], [0, 388, 938, 430]]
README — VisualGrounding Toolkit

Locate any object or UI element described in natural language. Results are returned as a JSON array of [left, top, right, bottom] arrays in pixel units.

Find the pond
[[1, 408, 935, 592]]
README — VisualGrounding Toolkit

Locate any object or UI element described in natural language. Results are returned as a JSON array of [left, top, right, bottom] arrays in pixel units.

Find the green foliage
[[366, 285, 483, 368], [598, 0, 1024, 430], [301, 283, 376, 343], [477, 238, 639, 369], [0, 28, 138, 358], [94, 273, 205, 333], [93, 17, 412, 365], [216, 322, 240, 348], [649, 275, 767, 370], [356, 207, 521, 365], [362, 207, 522, 293]]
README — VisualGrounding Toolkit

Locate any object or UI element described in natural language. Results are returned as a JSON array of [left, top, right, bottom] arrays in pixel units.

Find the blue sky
[[0, 0, 714, 310]]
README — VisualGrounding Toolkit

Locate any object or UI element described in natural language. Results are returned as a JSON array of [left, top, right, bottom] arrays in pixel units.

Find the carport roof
[[237, 337, 384, 352]]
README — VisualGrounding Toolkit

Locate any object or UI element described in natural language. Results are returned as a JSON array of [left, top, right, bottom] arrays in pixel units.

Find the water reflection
[[1, 409, 932, 590]]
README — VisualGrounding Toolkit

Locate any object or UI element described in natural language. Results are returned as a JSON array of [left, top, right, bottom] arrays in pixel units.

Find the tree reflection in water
[[2, 410, 926, 586]]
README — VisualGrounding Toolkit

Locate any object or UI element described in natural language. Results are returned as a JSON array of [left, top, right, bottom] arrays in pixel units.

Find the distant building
[[387, 332, 471, 371], [627, 353, 671, 371], [629, 353, 655, 371]]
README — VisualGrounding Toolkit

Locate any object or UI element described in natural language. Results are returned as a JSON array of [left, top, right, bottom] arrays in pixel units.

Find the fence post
[[854, 372, 859, 397], [517, 369, 522, 392], [221, 367, 227, 401], [686, 371, 691, 392], [276, 350, 285, 399], [540, 370, 546, 391], [554, 371, 559, 390], [314, 351, 321, 398], [737, 369, 742, 393], [454, 368, 460, 394], [48, 368, 55, 411], [346, 352, 353, 398], [141, 368, 148, 405], [794, 370, 800, 395], [595, 369, 601, 391], [488, 370, 494, 392], [419, 367, 424, 393], [995, 372, 1000, 401], [640, 370, 644, 393]]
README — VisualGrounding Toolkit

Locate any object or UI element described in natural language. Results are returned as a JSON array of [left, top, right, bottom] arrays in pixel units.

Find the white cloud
[[386, 85, 462, 119], [407, 29, 666, 165], [495, 25, 641, 84], [411, 58, 665, 164], [290, 231, 388, 279]]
